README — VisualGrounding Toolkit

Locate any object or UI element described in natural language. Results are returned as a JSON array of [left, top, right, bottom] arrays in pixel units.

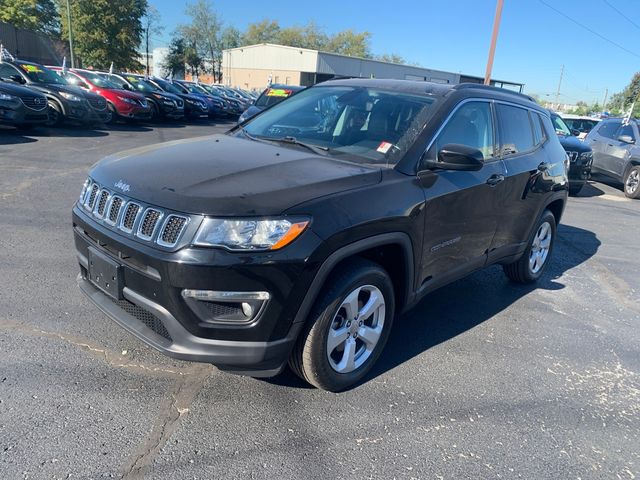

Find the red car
[[48, 67, 151, 121]]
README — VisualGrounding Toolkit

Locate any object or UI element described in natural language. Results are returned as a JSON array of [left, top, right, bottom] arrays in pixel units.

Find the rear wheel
[[503, 210, 556, 284], [289, 258, 395, 392], [623, 165, 640, 199]]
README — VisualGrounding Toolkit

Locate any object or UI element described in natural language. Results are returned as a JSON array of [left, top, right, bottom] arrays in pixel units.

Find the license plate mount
[[88, 247, 123, 300]]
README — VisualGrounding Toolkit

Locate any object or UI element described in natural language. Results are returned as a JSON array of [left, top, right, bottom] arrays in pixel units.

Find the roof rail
[[453, 83, 535, 102]]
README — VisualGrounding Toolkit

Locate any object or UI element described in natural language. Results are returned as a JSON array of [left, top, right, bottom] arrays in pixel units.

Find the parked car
[[48, 67, 151, 122], [560, 114, 600, 139], [238, 84, 305, 123], [585, 117, 640, 198], [140, 76, 209, 120], [159, 79, 226, 118], [0, 59, 110, 126], [103, 73, 184, 120], [0, 80, 49, 129], [72, 79, 568, 391], [549, 112, 593, 195], [188, 83, 235, 116]]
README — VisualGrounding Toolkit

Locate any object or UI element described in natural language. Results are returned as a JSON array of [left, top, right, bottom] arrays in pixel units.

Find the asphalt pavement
[[0, 121, 638, 479]]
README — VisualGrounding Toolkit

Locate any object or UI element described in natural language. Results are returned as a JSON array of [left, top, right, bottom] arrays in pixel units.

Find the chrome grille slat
[[158, 215, 188, 247], [120, 202, 141, 233], [106, 196, 123, 225], [85, 183, 100, 210], [20, 96, 47, 111], [94, 190, 110, 218], [137, 208, 163, 240]]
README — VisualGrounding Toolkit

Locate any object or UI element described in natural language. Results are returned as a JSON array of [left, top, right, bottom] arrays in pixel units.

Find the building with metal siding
[[222, 43, 523, 92]]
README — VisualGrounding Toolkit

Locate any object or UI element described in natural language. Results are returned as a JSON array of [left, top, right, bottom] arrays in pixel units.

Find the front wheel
[[623, 165, 640, 199], [503, 210, 556, 284], [289, 258, 395, 392], [45, 101, 62, 127]]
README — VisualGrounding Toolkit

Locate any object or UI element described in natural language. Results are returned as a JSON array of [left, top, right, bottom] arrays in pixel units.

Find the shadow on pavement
[[268, 224, 601, 391], [575, 181, 606, 198], [26, 125, 109, 138], [0, 128, 39, 145]]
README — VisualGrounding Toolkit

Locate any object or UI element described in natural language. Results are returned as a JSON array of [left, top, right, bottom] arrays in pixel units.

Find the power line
[[539, 0, 640, 59], [602, 0, 640, 31]]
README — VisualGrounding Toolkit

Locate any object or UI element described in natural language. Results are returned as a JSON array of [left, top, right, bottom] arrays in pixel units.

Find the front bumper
[[568, 155, 592, 184], [72, 205, 322, 374], [0, 103, 48, 125]]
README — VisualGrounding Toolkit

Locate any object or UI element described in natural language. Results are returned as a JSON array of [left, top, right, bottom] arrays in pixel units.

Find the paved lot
[[0, 122, 638, 479]]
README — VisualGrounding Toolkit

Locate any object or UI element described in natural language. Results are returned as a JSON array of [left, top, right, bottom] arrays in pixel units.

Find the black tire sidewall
[[301, 263, 395, 392]]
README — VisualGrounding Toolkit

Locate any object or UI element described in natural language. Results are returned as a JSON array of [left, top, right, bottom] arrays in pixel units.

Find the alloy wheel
[[529, 221, 552, 274], [625, 169, 639, 195]]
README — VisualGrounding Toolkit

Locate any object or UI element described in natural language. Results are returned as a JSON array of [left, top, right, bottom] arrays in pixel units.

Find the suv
[[48, 67, 151, 122], [549, 112, 593, 195], [560, 114, 600, 140], [104, 73, 184, 120], [585, 118, 640, 198], [238, 84, 305, 123], [72, 79, 568, 391], [0, 60, 110, 126], [142, 76, 209, 119], [0, 80, 49, 128]]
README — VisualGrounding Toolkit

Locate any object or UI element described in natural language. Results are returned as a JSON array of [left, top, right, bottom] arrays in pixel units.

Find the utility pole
[[484, 0, 504, 85], [65, 0, 75, 68], [602, 88, 609, 110], [555, 64, 564, 106], [145, 25, 150, 77]]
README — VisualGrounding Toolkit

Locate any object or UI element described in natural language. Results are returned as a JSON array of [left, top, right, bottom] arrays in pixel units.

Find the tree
[[607, 91, 625, 115], [325, 29, 371, 57], [162, 36, 186, 77], [142, 5, 163, 76], [375, 53, 406, 65], [0, 0, 59, 36], [58, 0, 147, 70], [242, 19, 280, 45], [181, 0, 221, 80], [220, 26, 240, 50]]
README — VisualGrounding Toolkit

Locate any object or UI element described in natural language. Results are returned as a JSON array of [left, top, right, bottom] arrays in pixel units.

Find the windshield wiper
[[274, 136, 329, 155]]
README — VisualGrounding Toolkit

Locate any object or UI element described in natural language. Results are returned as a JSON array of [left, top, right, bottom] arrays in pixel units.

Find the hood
[[557, 134, 591, 153], [28, 83, 86, 96], [0, 81, 46, 98], [100, 88, 145, 100], [90, 134, 382, 216]]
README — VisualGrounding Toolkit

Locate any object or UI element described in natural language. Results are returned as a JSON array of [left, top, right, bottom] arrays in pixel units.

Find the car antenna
[[61, 56, 67, 74], [108, 61, 114, 77]]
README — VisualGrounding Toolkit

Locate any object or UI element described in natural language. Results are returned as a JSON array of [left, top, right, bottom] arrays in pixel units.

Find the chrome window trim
[[157, 215, 190, 248], [118, 201, 142, 234], [136, 208, 164, 241]]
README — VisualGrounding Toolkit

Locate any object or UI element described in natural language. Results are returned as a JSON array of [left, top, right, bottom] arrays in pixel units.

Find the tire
[[107, 103, 118, 124], [568, 183, 584, 196], [289, 258, 395, 392], [150, 101, 160, 121], [45, 101, 62, 127], [503, 210, 556, 284], [623, 165, 640, 199]]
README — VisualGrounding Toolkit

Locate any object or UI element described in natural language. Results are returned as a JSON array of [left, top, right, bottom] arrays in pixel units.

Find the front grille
[[566, 151, 578, 162], [121, 203, 140, 232], [113, 298, 172, 341], [201, 301, 243, 318], [106, 197, 123, 224], [20, 96, 47, 111], [137, 209, 162, 239], [94, 190, 110, 217], [88, 96, 107, 110], [86, 183, 100, 210], [158, 215, 187, 246]]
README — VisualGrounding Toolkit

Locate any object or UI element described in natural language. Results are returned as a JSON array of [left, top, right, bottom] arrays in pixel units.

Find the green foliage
[[180, 0, 221, 78], [375, 53, 407, 65], [0, 0, 59, 36], [241, 19, 281, 45], [163, 36, 203, 77], [220, 26, 241, 50], [323, 29, 371, 57], [58, 0, 147, 70]]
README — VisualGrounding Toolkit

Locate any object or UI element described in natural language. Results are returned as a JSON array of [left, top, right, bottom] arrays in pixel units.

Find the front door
[[608, 123, 636, 178], [419, 100, 505, 287]]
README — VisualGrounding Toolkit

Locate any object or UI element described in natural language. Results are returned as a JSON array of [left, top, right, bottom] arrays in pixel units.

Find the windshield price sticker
[[377, 141, 393, 153], [21, 64, 43, 73], [266, 88, 292, 97]]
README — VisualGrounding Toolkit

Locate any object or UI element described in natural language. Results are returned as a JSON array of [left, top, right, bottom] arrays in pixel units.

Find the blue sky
[[150, 0, 640, 104]]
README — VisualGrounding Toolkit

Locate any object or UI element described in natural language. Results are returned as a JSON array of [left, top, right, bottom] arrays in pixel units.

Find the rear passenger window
[[597, 121, 621, 139], [496, 104, 535, 155], [531, 112, 544, 145]]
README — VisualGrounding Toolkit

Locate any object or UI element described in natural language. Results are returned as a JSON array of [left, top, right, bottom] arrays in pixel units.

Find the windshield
[[198, 84, 221, 97], [152, 78, 184, 95], [242, 85, 436, 165], [562, 118, 599, 133], [551, 114, 572, 136], [255, 87, 296, 108], [183, 83, 208, 95], [124, 75, 157, 93], [80, 71, 121, 89], [19, 63, 67, 85]]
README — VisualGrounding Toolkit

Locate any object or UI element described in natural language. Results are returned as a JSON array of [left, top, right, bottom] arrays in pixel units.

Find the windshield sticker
[[21, 64, 43, 73], [266, 88, 292, 97], [377, 141, 393, 154]]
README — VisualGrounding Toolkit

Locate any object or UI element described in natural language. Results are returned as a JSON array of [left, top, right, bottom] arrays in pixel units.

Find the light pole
[[484, 0, 504, 85], [66, 0, 75, 68]]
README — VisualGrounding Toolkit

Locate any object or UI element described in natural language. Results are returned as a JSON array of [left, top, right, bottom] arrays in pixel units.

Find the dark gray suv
[[585, 118, 640, 198]]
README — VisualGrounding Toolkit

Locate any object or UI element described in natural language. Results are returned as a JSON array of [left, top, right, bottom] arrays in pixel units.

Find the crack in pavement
[[121, 364, 213, 479], [0, 318, 197, 377]]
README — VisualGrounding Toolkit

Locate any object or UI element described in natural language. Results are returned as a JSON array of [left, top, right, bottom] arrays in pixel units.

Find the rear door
[[418, 99, 506, 286], [489, 104, 553, 261], [586, 119, 622, 175], [607, 123, 635, 178]]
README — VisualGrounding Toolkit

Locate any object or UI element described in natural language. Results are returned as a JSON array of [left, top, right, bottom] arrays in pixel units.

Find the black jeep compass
[[73, 79, 568, 391]]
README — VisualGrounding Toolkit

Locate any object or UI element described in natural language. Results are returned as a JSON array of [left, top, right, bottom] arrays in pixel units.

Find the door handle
[[607, 144, 614, 147], [537, 162, 551, 172], [486, 174, 505, 186]]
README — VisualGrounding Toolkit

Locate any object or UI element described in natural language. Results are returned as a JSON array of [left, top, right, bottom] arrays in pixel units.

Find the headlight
[[78, 178, 90, 202], [59, 92, 83, 102], [117, 96, 138, 105], [194, 218, 309, 251], [0, 92, 17, 102]]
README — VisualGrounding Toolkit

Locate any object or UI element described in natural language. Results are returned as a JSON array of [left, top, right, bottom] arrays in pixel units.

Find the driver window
[[432, 101, 495, 160]]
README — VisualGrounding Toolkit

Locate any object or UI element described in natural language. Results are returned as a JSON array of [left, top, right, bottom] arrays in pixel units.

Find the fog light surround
[[181, 289, 270, 325]]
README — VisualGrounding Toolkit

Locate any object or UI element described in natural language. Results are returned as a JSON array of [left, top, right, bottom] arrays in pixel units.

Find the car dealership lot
[[0, 123, 638, 479]]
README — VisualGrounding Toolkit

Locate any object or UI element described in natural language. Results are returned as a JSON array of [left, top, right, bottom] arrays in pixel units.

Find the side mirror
[[571, 129, 581, 136], [618, 135, 635, 144], [9, 74, 25, 84], [122, 83, 131, 90], [424, 144, 485, 171]]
